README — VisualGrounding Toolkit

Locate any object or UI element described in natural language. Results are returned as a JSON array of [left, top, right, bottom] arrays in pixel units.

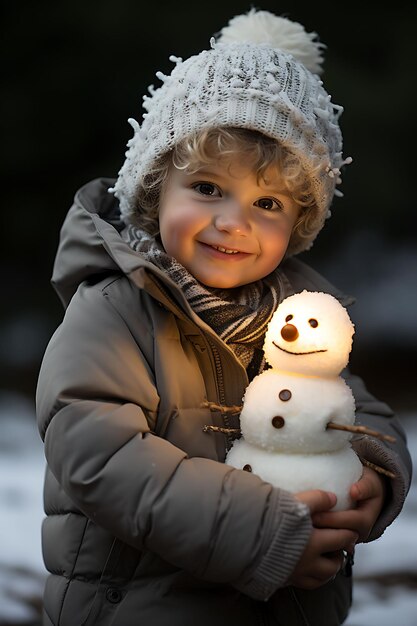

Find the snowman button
[[272, 416, 285, 429], [243, 464, 252, 472], [279, 389, 292, 401]]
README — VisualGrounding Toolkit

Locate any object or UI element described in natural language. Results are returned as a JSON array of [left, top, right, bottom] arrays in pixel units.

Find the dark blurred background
[[1, 0, 416, 414]]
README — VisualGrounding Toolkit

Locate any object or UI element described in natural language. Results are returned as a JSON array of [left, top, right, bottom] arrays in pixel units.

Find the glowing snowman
[[225, 290, 364, 511]]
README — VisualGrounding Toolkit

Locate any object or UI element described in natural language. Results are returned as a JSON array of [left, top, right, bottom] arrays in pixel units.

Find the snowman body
[[226, 370, 363, 510], [225, 291, 363, 511]]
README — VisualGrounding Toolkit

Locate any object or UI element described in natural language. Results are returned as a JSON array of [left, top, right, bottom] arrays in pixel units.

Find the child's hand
[[311, 467, 387, 543], [288, 490, 359, 589], [349, 466, 387, 541]]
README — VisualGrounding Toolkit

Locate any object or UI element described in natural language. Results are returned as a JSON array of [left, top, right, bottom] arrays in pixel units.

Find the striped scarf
[[123, 225, 285, 379]]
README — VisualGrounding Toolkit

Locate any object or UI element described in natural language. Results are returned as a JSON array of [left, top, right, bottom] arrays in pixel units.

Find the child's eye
[[192, 182, 221, 197], [254, 197, 283, 211]]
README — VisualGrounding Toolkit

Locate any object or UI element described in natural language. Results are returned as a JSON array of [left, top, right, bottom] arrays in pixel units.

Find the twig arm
[[360, 458, 396, 480], [201, 400, 243, 415], [327, 421, 396, 443], [203, 424, 241, 435]]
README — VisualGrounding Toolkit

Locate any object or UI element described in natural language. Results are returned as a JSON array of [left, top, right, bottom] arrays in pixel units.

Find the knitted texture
[[111, 10, 351, 255]]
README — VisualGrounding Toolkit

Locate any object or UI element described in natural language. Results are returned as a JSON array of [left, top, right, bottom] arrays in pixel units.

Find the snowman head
[[263, 291, 355, 377]]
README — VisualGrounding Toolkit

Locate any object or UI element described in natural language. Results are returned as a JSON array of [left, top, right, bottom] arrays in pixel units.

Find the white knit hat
[[111, 9, 352, 254]]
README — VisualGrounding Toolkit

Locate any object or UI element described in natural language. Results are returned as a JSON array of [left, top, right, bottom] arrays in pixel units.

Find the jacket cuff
[[233, 489, 311, 601], [352, 435, 410, 541]]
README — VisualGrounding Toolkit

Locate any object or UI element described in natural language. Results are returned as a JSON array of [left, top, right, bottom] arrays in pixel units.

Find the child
[[36, 9, 411, 626]]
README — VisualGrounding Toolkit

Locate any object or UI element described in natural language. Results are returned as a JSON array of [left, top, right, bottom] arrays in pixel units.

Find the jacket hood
[[52, 178, 183, 310]]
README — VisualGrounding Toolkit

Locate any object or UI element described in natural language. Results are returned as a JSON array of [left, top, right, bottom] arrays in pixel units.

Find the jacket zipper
[[207, 338, 235, 450], [149, 276, 242, 450]]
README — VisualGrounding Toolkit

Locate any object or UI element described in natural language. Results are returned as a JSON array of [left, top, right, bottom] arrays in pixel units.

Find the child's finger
[[350, 467, 383, 502], [295, 490, 337, 514], [312, 509, 357, 529], [350, 479, 372, 501]]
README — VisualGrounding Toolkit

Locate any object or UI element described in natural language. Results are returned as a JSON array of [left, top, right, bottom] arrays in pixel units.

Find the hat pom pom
[[216, 9, 325, 74]]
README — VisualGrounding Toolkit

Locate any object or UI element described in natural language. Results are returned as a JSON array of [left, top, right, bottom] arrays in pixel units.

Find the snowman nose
[[281, 324, 299, 342]]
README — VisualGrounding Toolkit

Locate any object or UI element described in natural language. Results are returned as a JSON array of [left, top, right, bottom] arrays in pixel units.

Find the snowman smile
[[272, 341, 328, 356]]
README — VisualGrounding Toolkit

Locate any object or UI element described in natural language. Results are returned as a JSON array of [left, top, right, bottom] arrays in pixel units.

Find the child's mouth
[[211, 245, 240, 255]]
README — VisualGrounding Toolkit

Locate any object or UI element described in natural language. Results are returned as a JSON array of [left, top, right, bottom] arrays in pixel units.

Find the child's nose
[[213, 201, 251, 235]]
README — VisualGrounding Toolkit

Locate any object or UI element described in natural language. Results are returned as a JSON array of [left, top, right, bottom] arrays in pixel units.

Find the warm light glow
[[223, 290, 392, 509], [264, 290, 355, 377]]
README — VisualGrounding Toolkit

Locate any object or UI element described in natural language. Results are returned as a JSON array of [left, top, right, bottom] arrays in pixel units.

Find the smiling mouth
[[272, 341, 328, 355], [211, 245, 240, 255]]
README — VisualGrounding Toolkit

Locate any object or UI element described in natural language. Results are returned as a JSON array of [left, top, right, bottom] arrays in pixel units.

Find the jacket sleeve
[[36, 279, 312, 601], [343, 369, 412, 541]]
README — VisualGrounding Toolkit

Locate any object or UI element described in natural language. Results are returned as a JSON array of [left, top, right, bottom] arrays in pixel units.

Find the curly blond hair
[[131, 127, 320, 255]]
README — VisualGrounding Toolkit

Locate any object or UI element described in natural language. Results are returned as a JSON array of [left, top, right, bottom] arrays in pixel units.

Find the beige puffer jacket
[[36, 178, 411, 626]]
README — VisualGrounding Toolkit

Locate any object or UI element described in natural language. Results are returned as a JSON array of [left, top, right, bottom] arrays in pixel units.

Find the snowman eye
[[285, 314, 293, 322], [309, 318, 318, 328]]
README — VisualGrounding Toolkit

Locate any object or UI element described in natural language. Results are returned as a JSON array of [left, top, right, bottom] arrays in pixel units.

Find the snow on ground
[[0, 393, 416, 625], [345, 411, 417, 626], [0, 393, 46, 624]]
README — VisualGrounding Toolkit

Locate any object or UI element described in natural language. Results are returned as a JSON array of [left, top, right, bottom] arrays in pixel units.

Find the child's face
[[158, 157, 299, 288]]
